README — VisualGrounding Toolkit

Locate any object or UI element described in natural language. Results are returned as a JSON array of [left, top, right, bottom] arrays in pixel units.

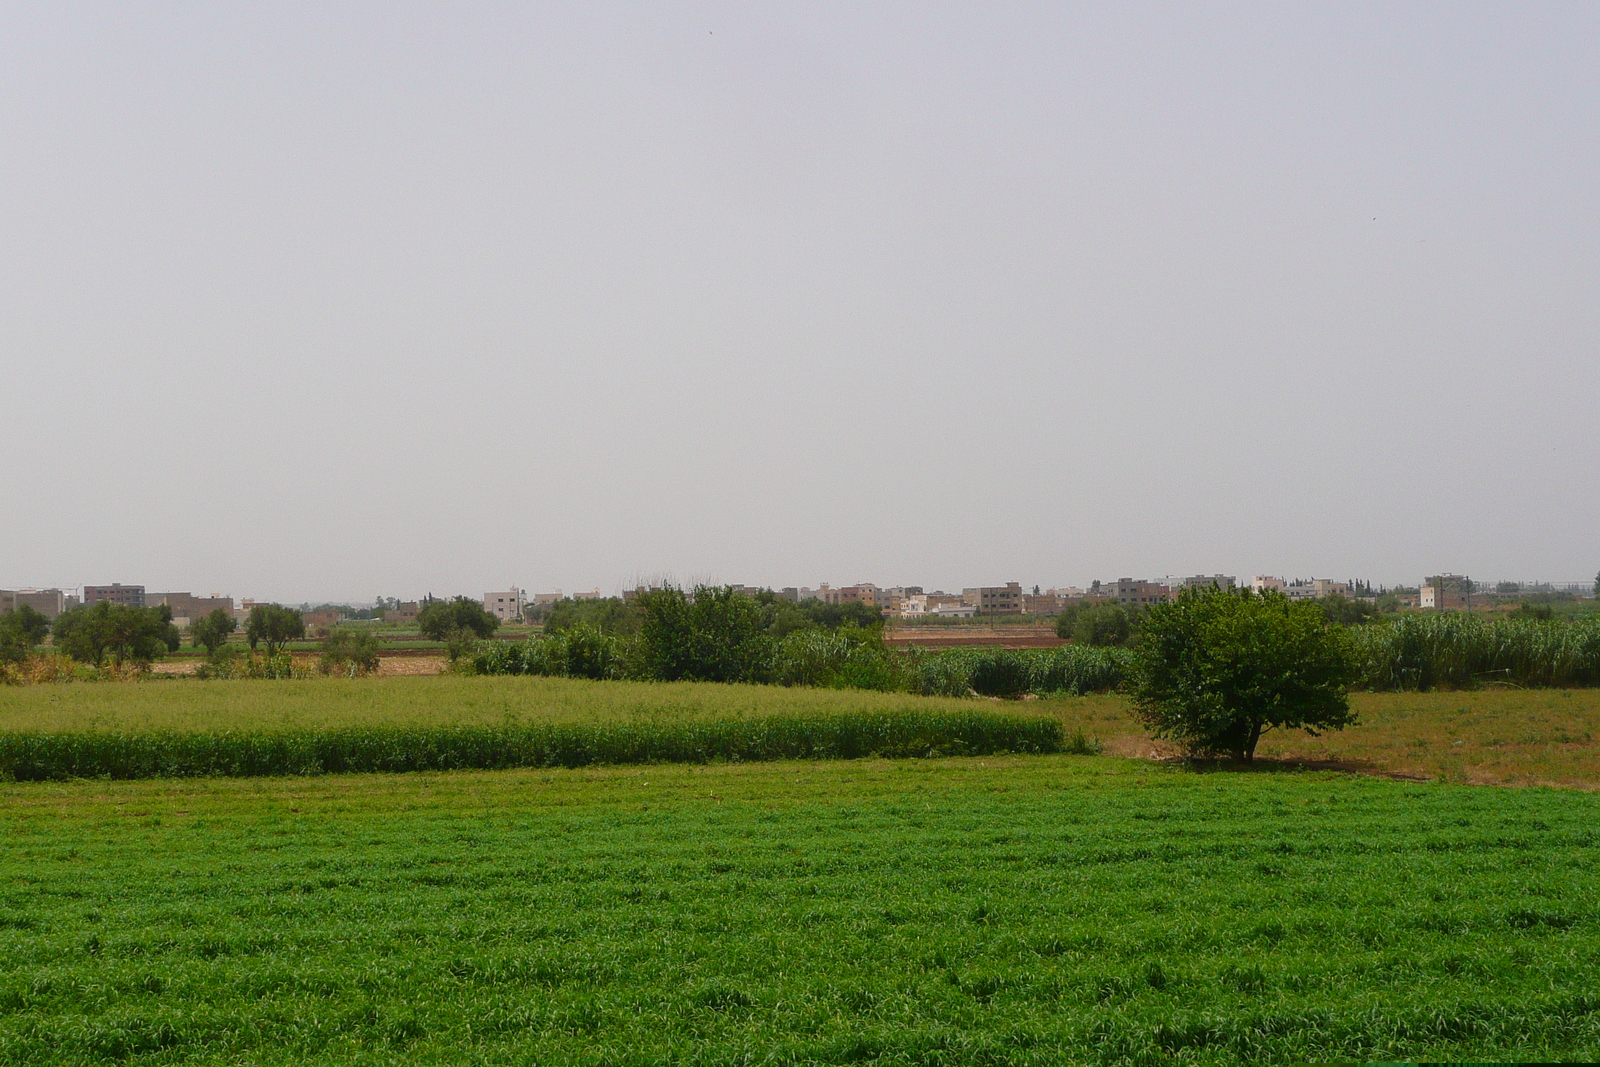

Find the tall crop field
[[1351, 613, 1600, 690]]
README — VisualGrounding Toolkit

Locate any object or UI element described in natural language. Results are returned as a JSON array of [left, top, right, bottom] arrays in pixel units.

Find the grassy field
[[6, 676, 1595, 787], [1, 755, 1596, 1063], [0, 676, 985, 733], [1029, 690, 1600, 789]]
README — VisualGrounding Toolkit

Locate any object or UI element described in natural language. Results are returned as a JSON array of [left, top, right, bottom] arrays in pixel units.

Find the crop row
[[0, 709, 1067, 781]]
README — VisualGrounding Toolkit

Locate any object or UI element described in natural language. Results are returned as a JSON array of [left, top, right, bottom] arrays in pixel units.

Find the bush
[[319, 629, 382, 677]]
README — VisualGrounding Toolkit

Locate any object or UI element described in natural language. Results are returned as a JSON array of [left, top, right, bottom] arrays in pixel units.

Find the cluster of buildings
[[0, 584, 241, 626], [691, 574, 1372, 619], [6, 573, 1589, 630]]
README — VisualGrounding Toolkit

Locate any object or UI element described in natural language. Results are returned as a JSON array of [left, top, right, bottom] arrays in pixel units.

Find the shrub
[[319, 629, 382, 677], [968, 651, 1033, 698]]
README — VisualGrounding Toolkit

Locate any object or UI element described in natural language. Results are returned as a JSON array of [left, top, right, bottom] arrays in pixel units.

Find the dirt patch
[[377, 655, 446, 677], [887, 629, 1064, 649]]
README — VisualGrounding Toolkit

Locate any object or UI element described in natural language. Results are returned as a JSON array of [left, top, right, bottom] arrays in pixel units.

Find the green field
[[0, 676, 983, 733], [2, 678, 1597, 1061], [1, 756, 1596, 1063], [5, 676, 1595, 788]]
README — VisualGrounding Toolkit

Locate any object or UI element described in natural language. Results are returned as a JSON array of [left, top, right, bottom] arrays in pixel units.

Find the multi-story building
[[1312, 579, 1352, 599], [1178, 574, 1237, 592], [1102, 579, 1170, 607], [383, 601, 420, 623], [84, 584, 144, 608], [483, 588, 525, 622], [1022, 593, 1066, 616], [530, 591, 565, 608], [0, 589, 68, 620], [1252, 576, 1286, 593], [1421, 575, 1472, 611], [147, 593, 234, 625], [303, 609, 341, 634], [962, 583, 1024, 615]]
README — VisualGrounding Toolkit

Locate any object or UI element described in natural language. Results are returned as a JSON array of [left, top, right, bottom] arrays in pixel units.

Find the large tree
[[1129, 586, 1357, 761], [189, 608, 238, 655], [1054, 601, 1133, 646], [415, 597, 500, 659], [0, 605, 51, 665], [53, 601, 181, 666], [634, 585, 775, 684], [245, 604, 305, 656]]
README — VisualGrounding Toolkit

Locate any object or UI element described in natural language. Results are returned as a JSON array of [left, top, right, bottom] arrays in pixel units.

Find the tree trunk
[[1241, 720, 1264, 762]]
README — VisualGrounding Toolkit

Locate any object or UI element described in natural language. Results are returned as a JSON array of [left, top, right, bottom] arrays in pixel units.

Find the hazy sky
[[3, 3, 1596, 602]]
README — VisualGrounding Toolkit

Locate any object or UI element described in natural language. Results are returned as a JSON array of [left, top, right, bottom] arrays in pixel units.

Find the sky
[[2, 2, 1596, 603]]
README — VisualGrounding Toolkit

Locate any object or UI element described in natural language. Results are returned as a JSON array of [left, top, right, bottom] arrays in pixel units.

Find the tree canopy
[[634, 586, 776, 684], [52, 601, 181, 666], [1054, 602, 1133, 646], [1129, 586, 1357, 761], [189, 608, 238, 655], [0, 605, 51, 664], [245, 605, 305, 656], [416, 597, 500, 658]]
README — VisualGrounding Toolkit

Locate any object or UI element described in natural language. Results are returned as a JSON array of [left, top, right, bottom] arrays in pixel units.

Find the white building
[[483, 587, 525, 622]]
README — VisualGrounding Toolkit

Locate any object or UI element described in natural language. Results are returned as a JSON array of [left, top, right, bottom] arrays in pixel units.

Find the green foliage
[[1130, 587, 1357, 760], [968, 650, 1034, 698], [781, 598, 885, 633], [194, 651, 298, 681], [416, 598, 500, 659], [0, 761, 1597, 1062], [1318, 594, 1379, 626], [188, 608, 237, 655], [0, 709, 1063, 780], [773, 628, 854, 687], [244, 604, 305, 656], [906, 646, 1131, 698], [542, 597, 641, 636], [1055, 602, 1133, 646], [51, 601, 181, 666], [474, 625, 623, 681], [319, 628, 382, 677], [635, 586, 775, 684], [0, 606, 50, 665], [1350, 613, 1600, 690]]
